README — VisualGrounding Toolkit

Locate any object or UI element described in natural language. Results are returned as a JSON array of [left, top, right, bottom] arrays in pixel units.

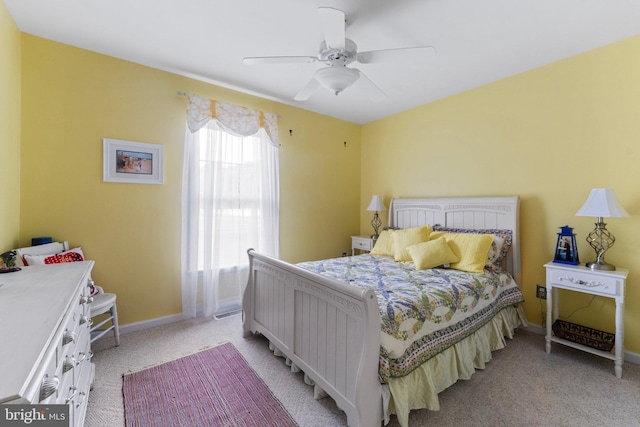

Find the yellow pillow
[[406, 237, 460, 270], [440, 232, 494, 273], [370, 230, 394, 257], [391, 225, 432, 262], [429, 231, 446, 241]]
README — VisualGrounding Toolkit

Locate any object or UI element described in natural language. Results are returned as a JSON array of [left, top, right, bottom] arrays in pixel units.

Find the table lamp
[[575, 188, 629, 270], [366, 195, 387, 239]]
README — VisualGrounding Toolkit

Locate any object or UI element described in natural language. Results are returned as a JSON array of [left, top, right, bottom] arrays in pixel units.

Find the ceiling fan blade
[[318, 7, 345, 50], [294, 77, 320, 101], [356, 46, 436, 64], [243, 56, 318, 65], [353, 69, 386, 102]]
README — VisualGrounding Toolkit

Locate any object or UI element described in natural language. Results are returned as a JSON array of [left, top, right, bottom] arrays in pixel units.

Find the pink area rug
[[122, 342, 298, 427]]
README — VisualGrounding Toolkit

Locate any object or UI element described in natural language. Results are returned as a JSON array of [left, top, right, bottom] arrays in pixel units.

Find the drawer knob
[[39, 375, 59, 401], [62, 331, 76, 346], [64, 386, 77, 404], [75, 391, 87, 408], [63, 357, 77, 373]]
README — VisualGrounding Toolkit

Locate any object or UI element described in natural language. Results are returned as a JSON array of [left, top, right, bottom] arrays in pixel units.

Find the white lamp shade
[[575, 188, 629, 218], [366, 195, 387, 212]]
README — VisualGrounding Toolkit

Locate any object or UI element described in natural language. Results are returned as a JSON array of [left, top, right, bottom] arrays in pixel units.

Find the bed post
[[351, 288, 384, 427]]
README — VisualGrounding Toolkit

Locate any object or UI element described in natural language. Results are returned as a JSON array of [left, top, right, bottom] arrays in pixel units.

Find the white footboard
[[243, 250, 383, 427]]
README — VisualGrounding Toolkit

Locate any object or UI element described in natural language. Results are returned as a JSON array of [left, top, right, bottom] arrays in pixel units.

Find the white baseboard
[[628, 350, 640, 365], [118, 306, 241, 335], [524, 322, 639, 366], [119, 313, 186, 335]]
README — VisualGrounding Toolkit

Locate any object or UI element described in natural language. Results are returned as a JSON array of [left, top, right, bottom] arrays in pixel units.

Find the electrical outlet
[[536, 285, 547, 300]]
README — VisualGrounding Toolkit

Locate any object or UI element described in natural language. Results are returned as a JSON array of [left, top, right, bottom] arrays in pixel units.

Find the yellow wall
[[20, 35, 361, 325], [0, 1, 21, 251], [361, 35, 640, 354]]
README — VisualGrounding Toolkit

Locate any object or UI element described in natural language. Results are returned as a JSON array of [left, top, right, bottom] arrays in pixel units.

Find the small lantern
[[554, 225, 579, 265]]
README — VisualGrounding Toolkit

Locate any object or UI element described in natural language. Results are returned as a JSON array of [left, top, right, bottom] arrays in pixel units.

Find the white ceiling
[[5, 0, 640, 124]]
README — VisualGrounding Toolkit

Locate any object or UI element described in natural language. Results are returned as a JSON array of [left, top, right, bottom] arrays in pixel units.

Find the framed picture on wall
[[103, 138, 164, 184]]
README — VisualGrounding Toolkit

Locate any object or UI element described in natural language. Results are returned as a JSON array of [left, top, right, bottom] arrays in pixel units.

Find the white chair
[[14, 241, 120, 347], [89, 280, 120, 346]]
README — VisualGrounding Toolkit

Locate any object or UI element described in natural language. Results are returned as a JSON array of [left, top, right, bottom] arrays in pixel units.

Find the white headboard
[[389, 196, 521, 285]]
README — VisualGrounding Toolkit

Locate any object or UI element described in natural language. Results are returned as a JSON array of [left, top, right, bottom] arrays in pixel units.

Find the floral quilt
[[297, 254, 525, 383]]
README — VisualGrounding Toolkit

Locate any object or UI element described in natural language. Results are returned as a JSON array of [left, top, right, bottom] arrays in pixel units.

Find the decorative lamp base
[[586, 260, 616, 271], [370, 211, 382, 240], [584, 219, 617, 271]]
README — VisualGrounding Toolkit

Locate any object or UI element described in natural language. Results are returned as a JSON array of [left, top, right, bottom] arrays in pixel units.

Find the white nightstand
[[544, 261, 628, 378], [351, 235, 374, 256]]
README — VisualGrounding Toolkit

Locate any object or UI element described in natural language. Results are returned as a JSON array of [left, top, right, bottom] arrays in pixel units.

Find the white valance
[[185, 94, 279, 146]]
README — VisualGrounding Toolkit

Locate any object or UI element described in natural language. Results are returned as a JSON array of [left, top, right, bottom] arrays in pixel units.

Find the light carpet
[[122, 342, 297, 427]]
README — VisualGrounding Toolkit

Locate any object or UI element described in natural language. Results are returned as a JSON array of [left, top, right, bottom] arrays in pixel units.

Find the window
[[182, 119, 279, 317]]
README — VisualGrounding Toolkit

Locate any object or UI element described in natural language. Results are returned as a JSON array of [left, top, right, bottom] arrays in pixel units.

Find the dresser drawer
[[548, 268, 620, 296]]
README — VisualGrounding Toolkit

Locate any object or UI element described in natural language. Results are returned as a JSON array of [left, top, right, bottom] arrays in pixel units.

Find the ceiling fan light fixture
[[243, 7, 434, 102], [315, 66, 360, 95]]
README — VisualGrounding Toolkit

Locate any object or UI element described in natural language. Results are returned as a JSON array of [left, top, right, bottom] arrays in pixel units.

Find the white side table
[[544, 261, 628, 378], [351, 235, 374, 256]]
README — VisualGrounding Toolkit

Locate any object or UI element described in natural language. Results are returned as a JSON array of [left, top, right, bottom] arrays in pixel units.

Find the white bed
[[243, 196, 526, 426]]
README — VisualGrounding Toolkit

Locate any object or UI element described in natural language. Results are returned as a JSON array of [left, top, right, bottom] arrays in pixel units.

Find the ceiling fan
[[243, 7, 435, 102]]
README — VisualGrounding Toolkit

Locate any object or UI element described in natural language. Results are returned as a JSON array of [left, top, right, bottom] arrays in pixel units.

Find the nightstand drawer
[[352, 237, 372, 251], [548, 268, 620, 296]]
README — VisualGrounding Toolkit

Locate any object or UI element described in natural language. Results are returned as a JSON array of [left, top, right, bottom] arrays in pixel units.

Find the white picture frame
[[103, 138, 164, 184]]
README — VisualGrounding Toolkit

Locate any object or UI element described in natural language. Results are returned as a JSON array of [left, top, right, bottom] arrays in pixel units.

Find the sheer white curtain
[[182, 95, 279, 318]]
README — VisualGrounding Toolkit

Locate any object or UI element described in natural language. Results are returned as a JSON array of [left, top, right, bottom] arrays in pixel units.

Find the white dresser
[[0, 261, 95, 427]]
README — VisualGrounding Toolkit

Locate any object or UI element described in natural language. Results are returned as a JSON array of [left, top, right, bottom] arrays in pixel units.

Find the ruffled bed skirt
[[267, 304, 528, 427], [386, 304, 528, 427]]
